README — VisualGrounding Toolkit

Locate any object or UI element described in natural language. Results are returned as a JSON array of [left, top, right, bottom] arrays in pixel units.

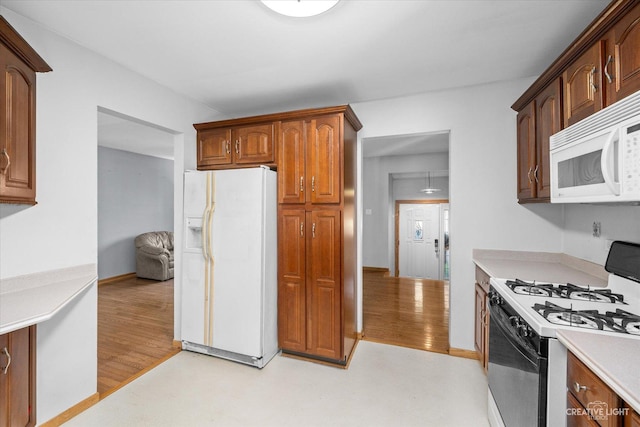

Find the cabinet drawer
[[475, 266, 490, 292], [567, 352, 620, 427], [568, 392, 600, 427]]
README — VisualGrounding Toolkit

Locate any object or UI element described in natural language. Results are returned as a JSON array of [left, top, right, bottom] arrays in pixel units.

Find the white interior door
[[398, 204, 440, 279]]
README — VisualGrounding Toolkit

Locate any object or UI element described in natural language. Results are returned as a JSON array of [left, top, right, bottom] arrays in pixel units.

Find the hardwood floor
[[98, 276, 179, 397], [362, 269, 450, 354]]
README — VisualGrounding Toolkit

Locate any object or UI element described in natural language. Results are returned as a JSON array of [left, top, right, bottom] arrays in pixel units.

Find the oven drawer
[[567, 352, 621, 427]]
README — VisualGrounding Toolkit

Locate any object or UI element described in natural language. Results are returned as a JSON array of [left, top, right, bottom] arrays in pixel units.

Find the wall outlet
[[592, 221, 601, 238]]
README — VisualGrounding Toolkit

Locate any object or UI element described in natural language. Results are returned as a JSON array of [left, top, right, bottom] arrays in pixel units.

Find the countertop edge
[[556, 330, 640, 414], [0, 264, 97, 335]]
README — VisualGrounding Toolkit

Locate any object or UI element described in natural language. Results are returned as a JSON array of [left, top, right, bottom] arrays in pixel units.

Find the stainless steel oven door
[[488, 302, 548, 427]]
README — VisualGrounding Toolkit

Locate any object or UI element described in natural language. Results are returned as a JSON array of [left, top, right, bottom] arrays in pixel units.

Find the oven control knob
[[509, 315, 521, 327], [518, 324, 530, 337], [489, 292, 503, 306]]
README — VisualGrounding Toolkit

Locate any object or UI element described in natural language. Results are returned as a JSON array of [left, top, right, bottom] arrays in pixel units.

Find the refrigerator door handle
[[202, 206, 210, 260]]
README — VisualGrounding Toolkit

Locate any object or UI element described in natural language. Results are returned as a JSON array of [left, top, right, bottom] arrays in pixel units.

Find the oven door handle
[[490, 306, 541, 365]]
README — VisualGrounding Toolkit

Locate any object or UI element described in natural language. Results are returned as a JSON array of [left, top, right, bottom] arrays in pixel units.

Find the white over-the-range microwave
[[550, 89, 640, 203]]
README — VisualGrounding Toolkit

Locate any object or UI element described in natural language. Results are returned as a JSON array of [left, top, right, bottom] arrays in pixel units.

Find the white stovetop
[[0, 264, 97, 334], [490, 275, 640, 338]]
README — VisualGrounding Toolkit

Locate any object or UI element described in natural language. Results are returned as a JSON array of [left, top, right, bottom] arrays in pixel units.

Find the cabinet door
[[563, 42, 604, 126], [0, 327, 35, 427], [307, 209, 341, 360], [197, 128, 232, 168], [474, 283, 486, 361], [278, 121, 305, 204], [517, 101, 536, 201], [605, 3, 640, 106], [534, 79, 562, 200], [0, 44, 37, 204], [278, 209, 307, 353], [307, 115, 340, 204], [233, 124, 274, 165]]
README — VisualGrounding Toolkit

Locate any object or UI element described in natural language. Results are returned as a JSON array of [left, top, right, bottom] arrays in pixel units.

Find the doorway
[[97, 108, 178, 397], [361, 130, 450, 352]]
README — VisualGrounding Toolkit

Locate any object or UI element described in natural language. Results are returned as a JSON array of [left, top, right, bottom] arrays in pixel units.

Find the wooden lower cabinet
[[278, 208, 350, 362], [0, 326, 36, 427], [474, 266, 490, 371], [567, 352, 623, 427]]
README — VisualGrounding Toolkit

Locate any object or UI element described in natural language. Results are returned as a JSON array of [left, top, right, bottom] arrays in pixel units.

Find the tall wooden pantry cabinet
[[194, 105, 362, 366], [276, 106, 361, 365]]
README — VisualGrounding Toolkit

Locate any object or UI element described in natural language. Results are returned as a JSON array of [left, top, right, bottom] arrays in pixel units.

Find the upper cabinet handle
[[226, 140, 230, 154], [527, 167, 532, 184], [604, 55, 614, 84], [533, 165, 539, 183], [590, 66, 598, 92], [300, 176, 304, 192], [312, 223, 316, 238], [0, 149, 10, 174], [1, 347, 11, 375], [311, 176, 315, 192], [235, 140, 239, 154]]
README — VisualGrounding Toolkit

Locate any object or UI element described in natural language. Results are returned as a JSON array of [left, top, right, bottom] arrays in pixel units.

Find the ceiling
[[2, 0, 609, 158]]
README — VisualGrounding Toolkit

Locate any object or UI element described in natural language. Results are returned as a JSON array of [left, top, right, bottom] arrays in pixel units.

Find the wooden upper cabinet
[[234, 123, 274, 165], [534, 79, 562, 200], [196, 124, 274, 169], [563, 41, 605, 127], [604, 2, 640, 106], [197, 128, 232, 167], [278, 120, 305, 204], [517, 101, 536, 201], [307, 115, 341, 205], [278, 114, 341, 205], [0, 17, 51, 205]]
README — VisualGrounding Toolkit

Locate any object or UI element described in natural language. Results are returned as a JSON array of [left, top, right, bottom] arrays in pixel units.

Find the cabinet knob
[[573, 382, 588, 394], [1, 347, 10, 375], [0, 149, 10, 174]]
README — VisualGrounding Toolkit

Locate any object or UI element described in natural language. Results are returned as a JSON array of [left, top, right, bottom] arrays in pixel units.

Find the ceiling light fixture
[[419, 172, 441, 194], [260, 0, 340, 18]]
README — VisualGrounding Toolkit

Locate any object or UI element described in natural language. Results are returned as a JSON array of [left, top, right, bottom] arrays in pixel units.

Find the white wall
[[352, 79, 566, 350], [97, 147, 174, 279], [0, 8, 217, 424], [562, 204, 640, 265]]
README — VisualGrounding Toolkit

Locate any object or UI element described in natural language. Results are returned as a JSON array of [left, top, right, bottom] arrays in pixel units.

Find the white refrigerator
[[181, 166, 278, 368]]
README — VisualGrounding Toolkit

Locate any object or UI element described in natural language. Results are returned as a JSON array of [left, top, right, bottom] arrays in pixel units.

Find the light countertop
[[472, 249, 608, 286], [557, 329, 640, 414], [0, 264, 97, 335]]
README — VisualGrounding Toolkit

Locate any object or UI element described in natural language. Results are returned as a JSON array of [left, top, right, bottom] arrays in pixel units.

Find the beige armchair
[[135, 231, 174, 281]]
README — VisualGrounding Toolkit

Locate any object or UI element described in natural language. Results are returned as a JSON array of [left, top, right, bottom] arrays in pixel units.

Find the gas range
[[487, 241, 640, 427]]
